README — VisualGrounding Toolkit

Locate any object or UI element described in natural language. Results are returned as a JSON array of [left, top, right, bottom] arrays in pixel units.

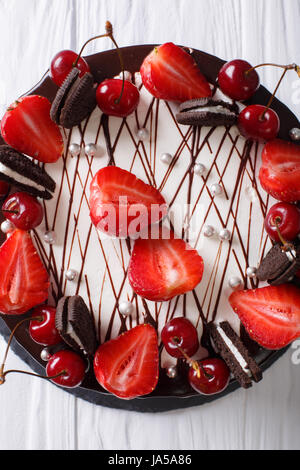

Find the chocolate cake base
[[0, 45, 298, 412], [0, 316, 288, 412]]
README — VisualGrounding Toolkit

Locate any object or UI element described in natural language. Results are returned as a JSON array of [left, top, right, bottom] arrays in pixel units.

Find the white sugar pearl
[[245, 186, 258, 203], [40, 348, 52, 362], [65, 269, 78, 281], [166, 365, 177, 378], [246, 266, 257, 278], [210, 183, 223, 196], [228, 276, 243, 290], [136, 128, 149, 141], [219, 228, 231, 241], [85, 143, 97, 157], [44, 230, 56, 245], [203, 225, 215, 238], [68, 143, 81, 157], [160, 153, 172, 164], [119, 70, 132, 81], [193, 163, 206, 176], [119, 301, 134, 316], [1, 219, 14, 234], [289, 127, 300, 141]]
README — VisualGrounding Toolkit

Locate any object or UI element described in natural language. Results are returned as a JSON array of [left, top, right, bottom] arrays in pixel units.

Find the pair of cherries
[[161, 317, 230, 395], [50, 50, 139, 118], [0, 303, 86, 389], [218, 59, 282, 141], [29, 305, 86, 388]]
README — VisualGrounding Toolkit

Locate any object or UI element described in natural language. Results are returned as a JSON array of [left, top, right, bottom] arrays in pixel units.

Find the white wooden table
[[0, 0, 300, 450]]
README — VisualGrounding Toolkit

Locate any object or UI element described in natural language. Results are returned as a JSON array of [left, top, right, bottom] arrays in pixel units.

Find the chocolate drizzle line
[[101, 113, 115, 166]]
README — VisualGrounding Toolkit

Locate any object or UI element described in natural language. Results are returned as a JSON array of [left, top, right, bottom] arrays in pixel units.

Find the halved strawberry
[[93, 324, 159, 399], [1, 95, 64, 163], [0, 229, 49, 315], [89, 166, 167, 238], [140, 42, 212, 102], [128, 230, 204, 301], [229, 284, 300, 350], [259, 139, 300, 202]]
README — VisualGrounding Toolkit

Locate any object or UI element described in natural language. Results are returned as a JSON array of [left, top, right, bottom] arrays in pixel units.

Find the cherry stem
[[273, 218, 294, 253], [245, 62, 299, 74], [245, 62, 300, 122], [171, 338, 213, 380], [2, 209, 19, 215], [0, 369, 66, 385], [259, 67, 288, 121], [0, 315, 43, 384], [73, 21, 125, 104]]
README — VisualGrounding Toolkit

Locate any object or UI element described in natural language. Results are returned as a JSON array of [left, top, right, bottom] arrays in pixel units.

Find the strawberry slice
[[259, 139, 300, 202], [93, 324, 159, 399], [229, 284, 300, 350], [1, 95, 64, 163], [0, 229, 49, 315], [89, 166, 167, 238], [128, 230, 204, 301], [140, 42, 212, 102], [139, 50, 165, 100]]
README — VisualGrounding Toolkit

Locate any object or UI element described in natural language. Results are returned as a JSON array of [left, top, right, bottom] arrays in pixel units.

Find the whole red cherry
[[50, 50, 90, 87], [188, 358, 230, 395], [96, 78, 140, 117], [264, 202, 300, 242], [238, 104, 280, 141], [161, 317, 199, 358], [218, 59, 260, 101], [2, 192, 44, 231], [46, 350, 86, 388], [29, 305, 61, 346]]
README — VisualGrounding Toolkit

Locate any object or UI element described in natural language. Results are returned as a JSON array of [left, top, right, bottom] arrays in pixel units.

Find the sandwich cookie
[[50, 67, 97, 129], [176, 98, 239, 127], [256, 243, 300, 286], [209, 321, 262, 389], [0, 145, 56, 199], [55, 295, 98, 356]]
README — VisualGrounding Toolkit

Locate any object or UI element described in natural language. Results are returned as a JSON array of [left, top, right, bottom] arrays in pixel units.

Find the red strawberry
[[128, 230, 204, 301], [229, 284, 300, 350], [0, 229, 49, 315], [1, 95, 64, 163], [140, 42, 212, 102], [93, 324, 159, 399], [259, 139, 300, 202], [89, 166, 167, 238]]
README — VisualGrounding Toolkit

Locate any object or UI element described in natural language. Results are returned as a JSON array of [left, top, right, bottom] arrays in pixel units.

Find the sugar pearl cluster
[[69, 143, 99, 157], [203, 225, 231, 241]]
